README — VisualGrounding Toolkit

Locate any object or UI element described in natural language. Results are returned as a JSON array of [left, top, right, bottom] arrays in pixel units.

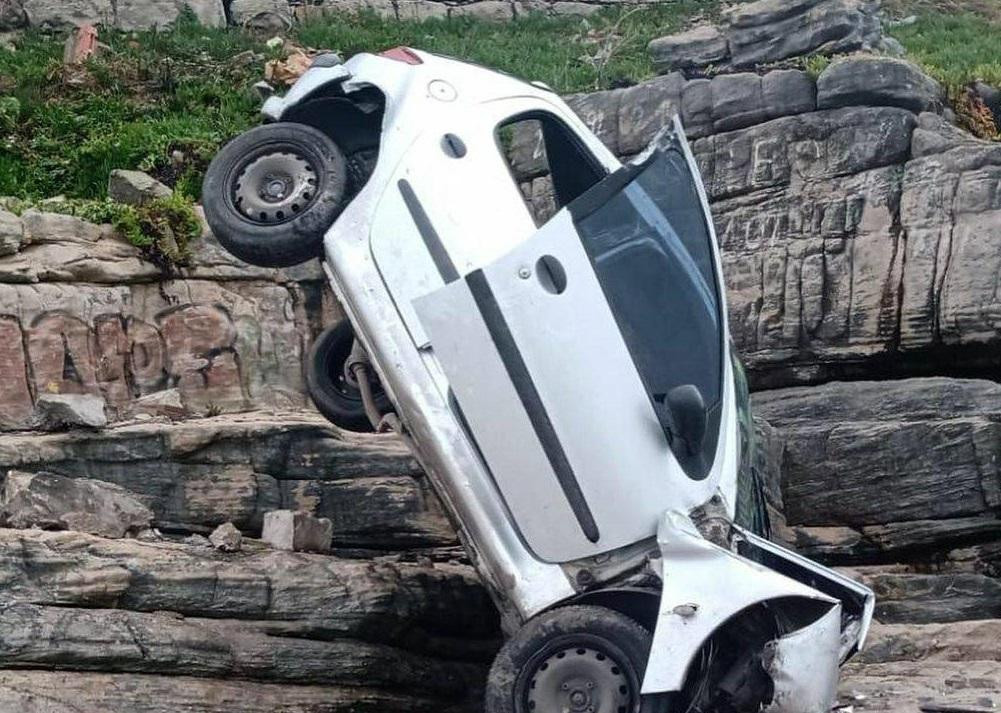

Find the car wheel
[[306, 321, 392, 433], [202, 122, 348, 267], [486, 605, 673, 713]]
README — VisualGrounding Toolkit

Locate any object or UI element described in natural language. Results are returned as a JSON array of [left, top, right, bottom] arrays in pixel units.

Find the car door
[[415, 120, 739, 563]]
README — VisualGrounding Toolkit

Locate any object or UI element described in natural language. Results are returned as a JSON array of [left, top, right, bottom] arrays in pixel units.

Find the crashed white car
[[203, 47, 874, 713]]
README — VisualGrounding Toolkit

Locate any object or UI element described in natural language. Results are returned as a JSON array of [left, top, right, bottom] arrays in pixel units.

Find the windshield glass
[[570, 145, 723, 476]]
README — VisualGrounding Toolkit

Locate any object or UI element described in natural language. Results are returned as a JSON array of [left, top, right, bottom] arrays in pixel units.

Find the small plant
[[949, 85, 1001, 140], [13, 194, 202, 271], [802, 54, 832, 80]]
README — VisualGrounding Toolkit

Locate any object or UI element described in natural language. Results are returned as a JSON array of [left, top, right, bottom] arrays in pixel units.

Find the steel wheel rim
[[231, 148, 318, 225], [521, 640, 637, 713]]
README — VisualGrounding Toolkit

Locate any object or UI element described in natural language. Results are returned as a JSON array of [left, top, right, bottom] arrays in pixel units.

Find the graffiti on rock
[[0, 304, 248, 429]]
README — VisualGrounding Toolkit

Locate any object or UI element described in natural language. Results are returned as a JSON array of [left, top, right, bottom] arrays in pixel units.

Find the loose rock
[[0, 470, 153, 538], [209, 522, 243, 552], [34, 393, 108, 430], [107, 169, 172, 206], [229, 0, 292, 31], [262, 509, 334, 553], [0, 210, 22, 256]]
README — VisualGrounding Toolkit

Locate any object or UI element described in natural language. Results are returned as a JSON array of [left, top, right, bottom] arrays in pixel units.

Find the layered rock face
[[521, 55, 1001, 391], [0, 415, 492, 711]]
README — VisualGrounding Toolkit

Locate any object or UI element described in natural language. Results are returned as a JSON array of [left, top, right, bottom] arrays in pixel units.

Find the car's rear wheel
[[486, 605, 672, 713], [306, 321, 392, 432], [202, 122, 348, 267]]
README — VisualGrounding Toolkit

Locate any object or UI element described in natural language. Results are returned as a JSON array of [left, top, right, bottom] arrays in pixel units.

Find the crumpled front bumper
[[762, 604, 842, 712], [641, 511, 874, 712]]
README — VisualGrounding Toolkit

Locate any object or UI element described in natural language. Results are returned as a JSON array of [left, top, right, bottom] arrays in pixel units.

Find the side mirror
[[666, 384, 707, 457]]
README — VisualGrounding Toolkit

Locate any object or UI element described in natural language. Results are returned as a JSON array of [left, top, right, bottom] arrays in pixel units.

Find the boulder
[[817, 56, 945, 113], [0, 470, 153, 537], [754, 378, 1001, 528], [209, 521, 242, 551], [0, 0, 27, 29], [21, 0, 113, 29], [647, 0, 882, 75], [34, 393, 108, 430], [129, 389, 186, 420], [262, 509, 334, 553], [709, 70, 816, 132], [228, 0, 292, 30], [114, 0, 226, 30], [973, 81, 1001, 126], [0, 209, 21, 256], [725, 0, 881, 68], [107, 169, 172, 206]]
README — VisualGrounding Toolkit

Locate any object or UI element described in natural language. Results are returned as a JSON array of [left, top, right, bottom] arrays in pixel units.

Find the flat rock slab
[[0, 527, 498, 650], [840, 619, 1001, 710], [0, 602, 480, 698], [0, 670, 476, 713]]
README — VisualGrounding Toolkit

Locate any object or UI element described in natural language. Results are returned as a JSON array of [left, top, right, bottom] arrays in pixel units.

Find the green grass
[[0, 1, 997, 203], [0, 5, 712, 202], [888, 12, 1001, 88]]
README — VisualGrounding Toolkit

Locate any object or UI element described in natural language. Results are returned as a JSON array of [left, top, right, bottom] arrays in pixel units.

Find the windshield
[[569, 145, 723, 477]]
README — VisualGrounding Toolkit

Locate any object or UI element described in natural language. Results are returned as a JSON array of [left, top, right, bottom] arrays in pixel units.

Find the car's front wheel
[[202, 122, 348, 267], [486, 605, 672, 713]]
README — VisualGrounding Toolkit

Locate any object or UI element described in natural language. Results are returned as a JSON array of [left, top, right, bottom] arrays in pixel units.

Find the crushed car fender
[[641, 508, 840, 699]]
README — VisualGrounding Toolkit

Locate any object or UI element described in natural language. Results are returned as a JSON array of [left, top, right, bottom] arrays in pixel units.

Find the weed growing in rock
[[6, 194, 201, 270]]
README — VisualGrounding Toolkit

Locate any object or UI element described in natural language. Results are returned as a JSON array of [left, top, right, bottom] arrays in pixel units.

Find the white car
[[203, 47, 873, 713]]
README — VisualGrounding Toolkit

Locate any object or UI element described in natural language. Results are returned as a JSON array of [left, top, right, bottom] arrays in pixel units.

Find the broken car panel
[[202, 48, 874, 712]]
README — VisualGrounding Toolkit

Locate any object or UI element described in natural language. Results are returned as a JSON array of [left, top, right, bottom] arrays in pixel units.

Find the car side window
[[496, 112, 607, 226]]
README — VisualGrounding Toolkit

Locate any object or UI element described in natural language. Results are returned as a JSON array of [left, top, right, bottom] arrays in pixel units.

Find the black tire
[[202, 122, 348, 268], [306, 321, 392, 432], [486, 605, 672, 713]]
